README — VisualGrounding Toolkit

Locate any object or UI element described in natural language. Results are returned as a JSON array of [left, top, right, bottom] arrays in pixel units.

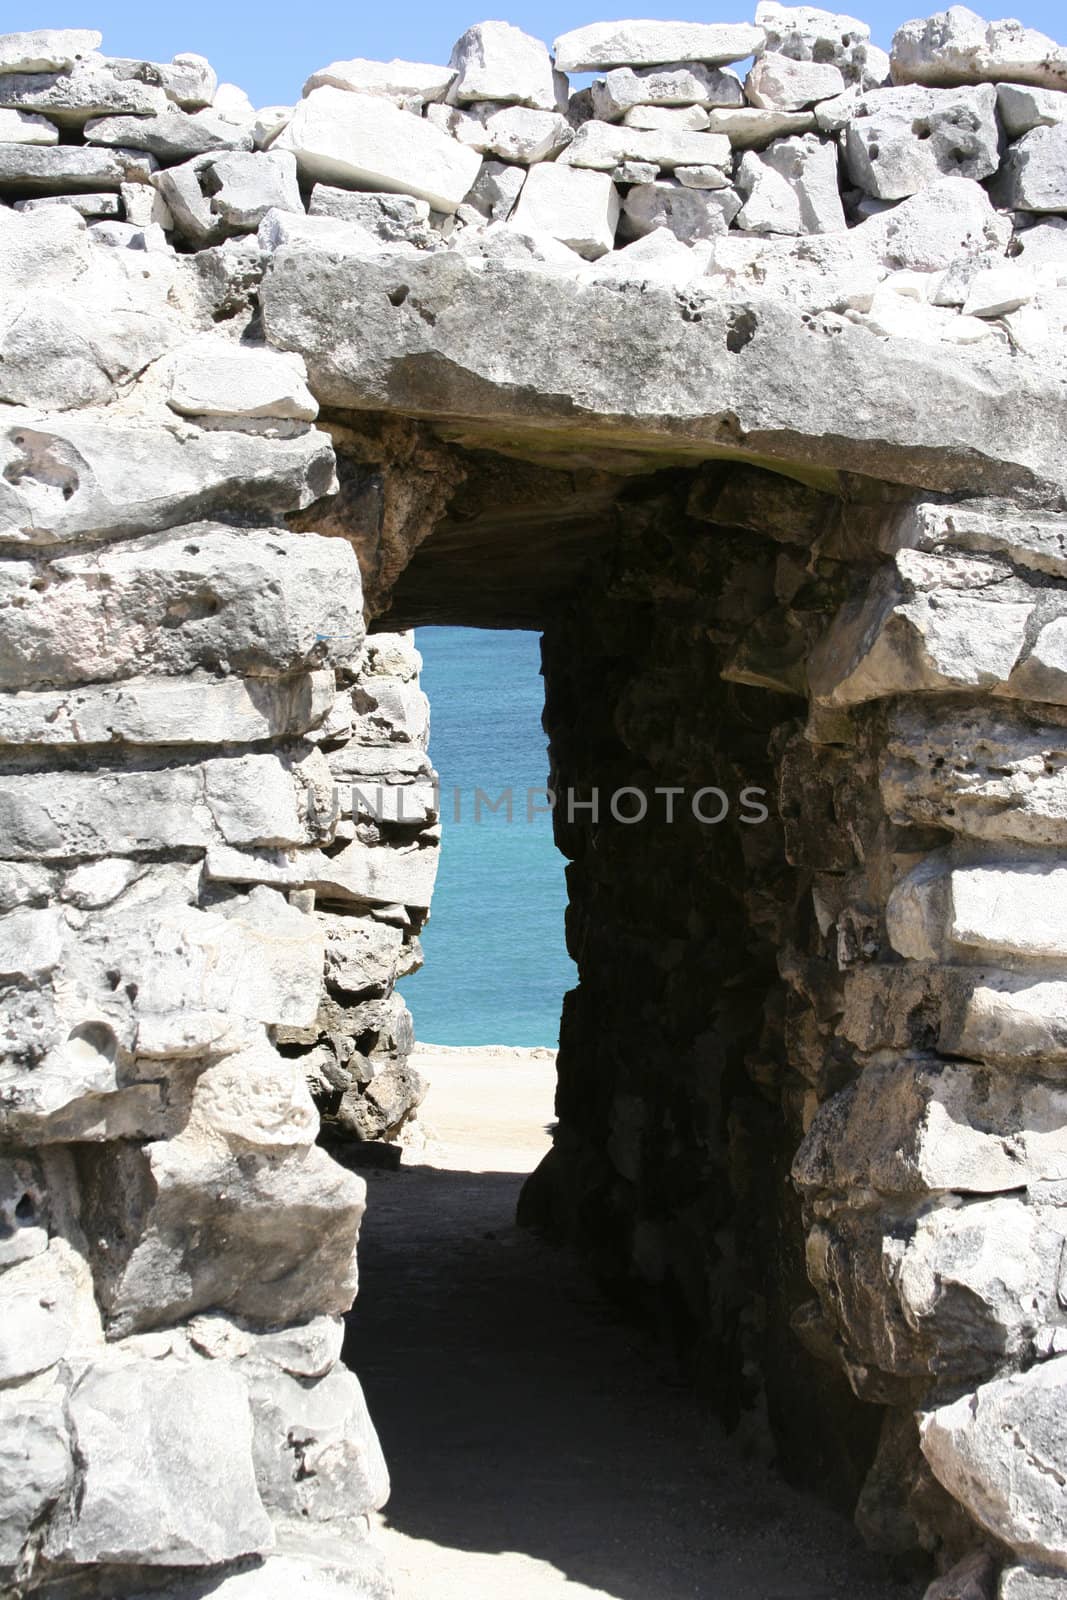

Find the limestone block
[[0, 106, 57, 142], [921, 1358, 1067, 1570], [0, 1249, 78, 1382], [996, 125, 1067, 213], [308, 185, 435, 242], [755, 3, 887, 87], [891, 8, 1067, 92], [0, 671, 336, 748], [460, 160, 526, 221], [0, 1153, 49, 1266], [310, 839, 439, 911], [940, 970, 1067, 1064], [167, 336, 317, 420], [736, 134, 845, 234], [887, 856, 1067, 965], [511, 162, 618, 258], [84, 105, 252, 160], [0, 142, 154, 193], [0, 408, 335, 544], [277, 85, 481, 213], [745, 55, 846, 111], [622, 104, 711, 131], [47, 1360, 273, 1565], [0, 29, 100, 73], [336, 1059, 426, 1140], [350, 674, 429, 747], [350, 781, 438, 825], [16, 189, 122, 218], [622, 180, 740, 241], [857, 176, 1011, 270], [881, 702, 1067, 845], [704, 105, 817, 147], [590, 229, 711, 286], [592, 64, 744, 120], [303, 57, 455, 103], [449, 22, 564, 111], [999, 1568, 1065, 1599], [676, 164, 731, 188], [79, 1133, 364, 1334], [554, 22, 765, 74], [0, 60, 167, 126], [201, 149, 302, 230], [246, 1362, 389, 1524], [0, 1397, 71, 1568], [434, 102, 573, 163], [809, 550, 1034, 706], [842, 84, 1001, 199], [257, 207, 385, 255], [559, 120, 731, 172], [321, 914, 404, 996], [797, 1057, 1067, 1196], [0, 532, 358, 692], [190, 1036, 319, 1149], [152, 52, 217, 110], [999, 84, 1067, 139]]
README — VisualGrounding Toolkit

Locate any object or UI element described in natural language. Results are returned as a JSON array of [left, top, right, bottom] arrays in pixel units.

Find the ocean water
[[398, 627, 576, 1047]]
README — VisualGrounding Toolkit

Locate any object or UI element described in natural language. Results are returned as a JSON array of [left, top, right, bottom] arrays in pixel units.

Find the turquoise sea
[[398, 627, 576, 1047]]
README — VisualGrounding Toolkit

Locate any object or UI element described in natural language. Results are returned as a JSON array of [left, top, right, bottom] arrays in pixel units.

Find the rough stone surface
[[892, 7, 1067, 92], [554, 22, 765, 74]]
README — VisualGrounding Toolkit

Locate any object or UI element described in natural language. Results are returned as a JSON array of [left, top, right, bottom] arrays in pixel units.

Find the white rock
[[592, 63, 745, 120], [203, 149, 302, 230], [84, 105, 252, 161], [962, 264, 1035, 317], [704, 104, 817, 147], [449, 22, 563, 111], [15, 190, 121, 218], [842, 83, 1001, 199], [755, 3, 886, 86], [0, 142, 155, 194], [554, 21, 765, 74], [0, 106, 57, 143], [892, 6, 1067, 92], [449, 103, 573, 163], [0, 58, 168, 126], [277, 85, 481, 213], [736, 133, 845, 234], [676, 163, 731, 188], [623, 180, 741, 241], [997, 124, 1067, 212], [213, 81, 257, 127], [859, 175, 1012, 271], [253, 104, 292, 149], [622, 103, 710, 131], [998, 83, 1067, 139], [0, 29, 100, 73], [1014, 216, 1067, 268], [303, 57, 455, 103], [559, 120, 731, 171], [0, 1398, 71, 1569], [591, 226, 714, 286], [47, 1360, 274, 1566], [745, 54, 846, 111], [921, 1359, 1067, 1571], [158, 52, 217, 110], [511, 162, 619, 258], [167, 337, 318, 421]]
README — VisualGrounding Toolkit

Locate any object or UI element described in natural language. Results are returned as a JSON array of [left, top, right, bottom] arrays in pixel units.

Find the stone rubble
[[4, 8, 1067, 1600]]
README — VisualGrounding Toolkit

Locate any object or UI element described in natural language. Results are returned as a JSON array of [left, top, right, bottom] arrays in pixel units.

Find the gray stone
[[0, 418, 335, 548], [167, 336, 317, 420], [511, 162, 619, 257], [622, 179, 742, 241], [554, 21, 765, 74], [276, 85, 482, 213], [0, 141, 155, 193], [321, 914, 404, 996], [921, 1358, 1067, 1571], [85, 105, 253, 160], [999, 1567, 1066, 1599], [998, 83, 1067, 139], [0, 1153, 49, 1265], [303, 57, 455, 103], [558, 120, 731, 172], [0, 1249, 76, 1381], [449, 21, 564, 111], [0, 106, 57, 142], [0, 1397, 70, 1568], [745, 54, 846, 111], [0, 60, 167, 127], [246, 1362, 389, 1524], [842, 83, 1001, 199], [755, 3, 888, 87], [996, 124, 1067, 213], [14, 189, 121, 217], [590, 63, 745, 121], [460, 160, 526, 222], [48, 1360, 273, 1565], [892, 7, 1067, 92], [736, 134, 845, 234], [197, 149, 301, 231], [622, 104, 711, 132], [0, 29, 100, 73], [704, 105, 817, 147]]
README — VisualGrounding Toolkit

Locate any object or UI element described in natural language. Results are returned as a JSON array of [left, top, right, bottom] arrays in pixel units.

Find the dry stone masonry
[[3, 6, 1067, 1598]]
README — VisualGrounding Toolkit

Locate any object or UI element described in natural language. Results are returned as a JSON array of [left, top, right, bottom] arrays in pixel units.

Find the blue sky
[[13, 3, 1067, 108]]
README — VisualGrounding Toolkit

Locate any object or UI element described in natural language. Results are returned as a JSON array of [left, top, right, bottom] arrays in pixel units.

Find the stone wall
[[4, 8, 1067, 1598]]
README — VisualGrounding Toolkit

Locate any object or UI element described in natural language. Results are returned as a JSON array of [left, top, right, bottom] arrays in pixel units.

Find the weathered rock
[[0, 141, 155, 193], [622, 180, 741, 240], [167, 337, 317, 420], [841, 84, 1001, 199], [194, 149, 301, 231], [736, 134, 845, 233], [998, 83, 1067, 139], [460, 158, 526, 221], [554, 21, 765, 74], [321, 914, 404, 996], [84, 104, 253, 160], [0, 106, 57, 142], [998, 1567, 1065, 1599], [0, 59, 167, 126], [921, 1359, 1067, 1570], [923, 1551, 996, 1600], [590, 63, 745, 120], [756, 2, 888, 87], [887, 855, 1067, 965], [746, 54, 846, 111], [511, 162, 619, 257], [622, 104, 712, 132], [246, 1362, 389, 1524], [705, 105, 817, 146], [434, 101, 573, 163], [277, 85, 481, 213], [48, 1360, 274, 1566], [303, 56, 455, 103], [449, 21, 563, 111], [0, 28, 101, 74], [559, 119, 731, 172], [0, 1397, 71, 1568], [996, 124, 1067, 212], [308, 184, 437, 245], [892, 7, 1067, 92]]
